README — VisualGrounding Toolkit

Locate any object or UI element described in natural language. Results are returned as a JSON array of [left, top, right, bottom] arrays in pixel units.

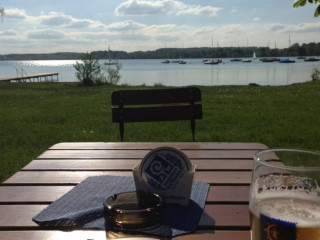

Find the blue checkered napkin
[[33, 175, 210, 237]]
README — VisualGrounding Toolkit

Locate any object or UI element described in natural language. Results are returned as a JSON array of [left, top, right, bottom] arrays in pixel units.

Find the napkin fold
[[33, 175, 209, 237]]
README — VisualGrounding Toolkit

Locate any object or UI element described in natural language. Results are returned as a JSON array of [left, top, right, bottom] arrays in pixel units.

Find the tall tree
[[294, 0, 320, 17]]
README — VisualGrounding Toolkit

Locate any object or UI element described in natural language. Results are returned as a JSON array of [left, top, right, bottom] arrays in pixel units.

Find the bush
[[311, 67, 320, 81], [73, 52, 122, 86], [73, 52, 104, 86], [105, 63, 122, 85]]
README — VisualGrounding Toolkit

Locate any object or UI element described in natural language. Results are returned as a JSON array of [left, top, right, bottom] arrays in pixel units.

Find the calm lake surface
[[0, 58, 319, 86]]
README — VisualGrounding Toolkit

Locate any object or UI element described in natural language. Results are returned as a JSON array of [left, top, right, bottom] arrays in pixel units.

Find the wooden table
[[0, 142, 268, 240]]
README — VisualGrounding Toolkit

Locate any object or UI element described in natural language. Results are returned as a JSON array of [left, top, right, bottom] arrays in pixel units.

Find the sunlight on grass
[[1, 81, 320, 182]]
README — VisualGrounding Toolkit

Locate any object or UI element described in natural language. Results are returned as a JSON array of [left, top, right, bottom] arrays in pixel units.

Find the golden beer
[[250, 149, 320, 240], [250, 192, 320, 240]]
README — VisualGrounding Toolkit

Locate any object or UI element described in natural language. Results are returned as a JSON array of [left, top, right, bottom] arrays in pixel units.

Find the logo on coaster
[[140, 147, 191, 191]]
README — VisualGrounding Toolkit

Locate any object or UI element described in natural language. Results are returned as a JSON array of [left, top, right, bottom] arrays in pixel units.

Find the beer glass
[[249, 149, 320, 240]]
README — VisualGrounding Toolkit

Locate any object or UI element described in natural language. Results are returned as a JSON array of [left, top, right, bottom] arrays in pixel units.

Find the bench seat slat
[[112, 104, 202, 122], [112, 87, 201, 105]]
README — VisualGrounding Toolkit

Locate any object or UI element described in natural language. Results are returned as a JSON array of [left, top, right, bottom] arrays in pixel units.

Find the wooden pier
[[0, 73, 59, 83]]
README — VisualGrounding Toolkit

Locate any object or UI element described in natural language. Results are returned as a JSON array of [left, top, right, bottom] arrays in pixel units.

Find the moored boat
[[260, 58, 278, 62], [304, 57, 320, 62], [279, 58, 295, 63], [203, 59, 219, 65], [230, 58, 242, 62]]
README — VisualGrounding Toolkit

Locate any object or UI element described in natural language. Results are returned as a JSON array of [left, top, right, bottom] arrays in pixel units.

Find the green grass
[[1, 81, 320, 182]]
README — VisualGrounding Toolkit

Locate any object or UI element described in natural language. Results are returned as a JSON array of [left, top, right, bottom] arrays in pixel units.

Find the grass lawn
[[0, 81, 320, 182]]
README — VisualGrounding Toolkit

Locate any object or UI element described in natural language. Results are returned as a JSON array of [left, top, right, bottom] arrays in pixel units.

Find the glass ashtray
[[104, 191, 164, 229]]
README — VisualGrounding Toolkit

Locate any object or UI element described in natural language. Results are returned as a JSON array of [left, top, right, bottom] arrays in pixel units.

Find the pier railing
[[0, 73, 59, 83]]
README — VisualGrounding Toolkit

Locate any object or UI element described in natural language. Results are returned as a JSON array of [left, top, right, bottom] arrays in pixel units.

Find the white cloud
[[39, 12, 72, 26], [37, 11, 104, 30], [1, 4, 319, 54], [267, 22, 320, 34], [0, 30, 17, 36], [253, 17, 260, 22], [67, 20, 92, 29], [115, 0, 183, 16], [269, 24, 286, 32], [28, 30, 66, 40], [177, 6, 221, 16], [293, 22, 320, 33], [4, 8, 28, 19], [115, 0, 221, 16], [107, 20, 146, 32]]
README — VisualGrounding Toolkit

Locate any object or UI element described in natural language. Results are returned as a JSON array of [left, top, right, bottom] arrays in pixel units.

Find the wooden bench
[[111, 87, 203, 141]]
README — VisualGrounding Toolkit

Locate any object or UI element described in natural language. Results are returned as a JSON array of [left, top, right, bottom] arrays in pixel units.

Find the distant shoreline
[[1, 42, 319, 61]]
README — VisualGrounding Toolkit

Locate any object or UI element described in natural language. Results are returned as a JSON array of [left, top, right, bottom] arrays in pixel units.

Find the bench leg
[[120, 122, 124, 142], [191, 119, 195, 142]]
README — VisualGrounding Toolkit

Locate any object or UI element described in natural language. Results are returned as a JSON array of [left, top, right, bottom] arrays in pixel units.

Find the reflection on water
[[21, 60, 77, 67], [0, 59, 319, 86]]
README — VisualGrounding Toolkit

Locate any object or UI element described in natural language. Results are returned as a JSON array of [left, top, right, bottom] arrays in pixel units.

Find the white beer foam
[[250, 176, 320, 227]]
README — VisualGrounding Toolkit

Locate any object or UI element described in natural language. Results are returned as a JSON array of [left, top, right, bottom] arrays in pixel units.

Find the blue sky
[[0, 0, 319, 54]]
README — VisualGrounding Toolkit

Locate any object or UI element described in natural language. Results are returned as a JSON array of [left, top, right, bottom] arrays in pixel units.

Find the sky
[[0, 0, 319, 54]]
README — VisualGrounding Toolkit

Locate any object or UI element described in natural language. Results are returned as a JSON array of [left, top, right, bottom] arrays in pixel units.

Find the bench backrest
[[111, 87, 202, 141]]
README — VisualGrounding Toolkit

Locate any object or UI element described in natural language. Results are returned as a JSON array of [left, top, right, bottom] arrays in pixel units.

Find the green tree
[[73, 52, 104, 86], [105, 63, 122, 85], [294, 0, 320, 17]]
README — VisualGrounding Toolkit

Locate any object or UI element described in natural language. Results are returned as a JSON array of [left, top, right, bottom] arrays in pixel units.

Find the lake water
[[0, 58, 319, 86]]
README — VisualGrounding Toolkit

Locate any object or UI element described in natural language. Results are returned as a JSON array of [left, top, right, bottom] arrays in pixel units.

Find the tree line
[[1, 42, 319, 61]]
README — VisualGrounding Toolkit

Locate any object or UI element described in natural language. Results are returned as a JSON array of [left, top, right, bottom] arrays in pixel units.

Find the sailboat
[[242, 39, 253, 62], [178, 42, 187, 64], [105, 45, 118, 65], [161, 59, 170, 64], [203, 37, 220, 65], [242, 59, 252, 63], [204, 59, 219, 64], [242, 52, 256, 62], [161, 42, 171, 64]]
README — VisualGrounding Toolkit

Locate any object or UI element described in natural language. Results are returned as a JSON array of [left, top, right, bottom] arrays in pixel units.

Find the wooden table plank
[[0, 186, 73, 203], [175, 230, 250, 240], [107, 230, 251, 240], [0, 186, 249, 203], [0, 205, 43, 228], [0, 142, 264, 240], [0, 230, 251, 240], [23, 159, 253, 171], [0, 231, 110, 240], [203, 205, 249, 229], [3, 172, 132, 185], [37, 149, 260, 160], [4, 171, 252, 185], [49, 142, 268, 150], [0, 205, 249, 229], [209, 186, 249, 203]]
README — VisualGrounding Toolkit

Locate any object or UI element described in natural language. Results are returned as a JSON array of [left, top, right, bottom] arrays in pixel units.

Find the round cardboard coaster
[[139, 147, 192, 191]]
